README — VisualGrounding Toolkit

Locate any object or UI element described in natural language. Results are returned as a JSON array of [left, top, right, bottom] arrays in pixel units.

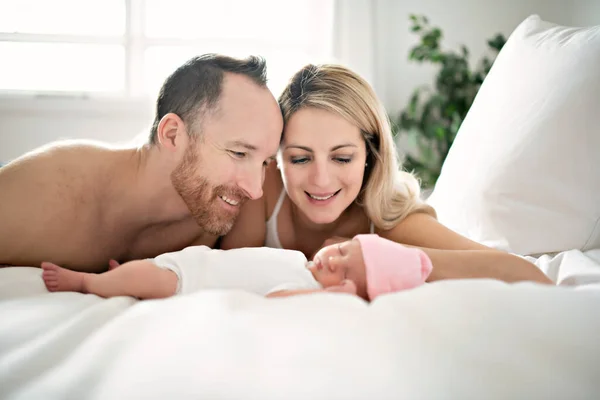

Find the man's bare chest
[[121, 218, 216, 261]]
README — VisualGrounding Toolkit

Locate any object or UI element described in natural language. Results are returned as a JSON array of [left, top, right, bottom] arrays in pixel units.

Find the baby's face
[[308, 238, 368, 299]]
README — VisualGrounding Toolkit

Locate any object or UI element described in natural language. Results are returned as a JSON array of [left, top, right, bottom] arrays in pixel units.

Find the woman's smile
[[305, 189, 341, 204]]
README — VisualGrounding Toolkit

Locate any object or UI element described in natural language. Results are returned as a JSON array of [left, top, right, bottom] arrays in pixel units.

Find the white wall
[[373, 0, 600, 115], [1, 0, 598, 163], [0, 97, 153, 163]]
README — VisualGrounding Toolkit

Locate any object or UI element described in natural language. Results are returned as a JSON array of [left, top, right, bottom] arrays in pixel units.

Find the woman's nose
[[310, 162, 331, 187]]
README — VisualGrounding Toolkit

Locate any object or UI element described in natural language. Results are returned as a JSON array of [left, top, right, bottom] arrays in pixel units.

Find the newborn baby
[[42, 234, 433, 301]]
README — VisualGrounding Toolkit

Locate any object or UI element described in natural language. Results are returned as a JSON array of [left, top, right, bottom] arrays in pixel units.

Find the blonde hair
[[278, 64, 436, 230]]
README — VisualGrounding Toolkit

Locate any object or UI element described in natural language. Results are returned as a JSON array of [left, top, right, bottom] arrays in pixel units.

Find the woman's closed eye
[[290, 156, 309, 164], [290, 156, 353, 165], [334, 156, 352, 164]]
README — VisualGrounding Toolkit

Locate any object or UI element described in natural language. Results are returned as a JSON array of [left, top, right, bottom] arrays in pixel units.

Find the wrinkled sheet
[[1, 249, 599, 400]]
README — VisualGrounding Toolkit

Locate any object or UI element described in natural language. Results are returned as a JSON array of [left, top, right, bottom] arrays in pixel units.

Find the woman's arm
[[266, 288, 327, 298], [379, 212, 552, 284], [267, 280, 359, 298], [416, 247, 551, 284]]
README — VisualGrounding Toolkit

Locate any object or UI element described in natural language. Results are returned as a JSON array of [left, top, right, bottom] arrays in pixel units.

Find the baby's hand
[[324, 279, 357, 295], [108, 259, 120, 270]]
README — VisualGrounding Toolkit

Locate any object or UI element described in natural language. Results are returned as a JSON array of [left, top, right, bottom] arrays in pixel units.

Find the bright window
[[0, 42, 125, 92], [0, 0, 334, 98], [0, 0, 125, 36]]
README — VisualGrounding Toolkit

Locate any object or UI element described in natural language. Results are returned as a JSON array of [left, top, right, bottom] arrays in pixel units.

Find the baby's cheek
[[314, 247, 334, 262], [321, 266, 346, 287]]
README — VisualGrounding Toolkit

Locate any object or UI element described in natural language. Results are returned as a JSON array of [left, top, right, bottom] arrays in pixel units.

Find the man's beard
[[171, 145, 247, 236]]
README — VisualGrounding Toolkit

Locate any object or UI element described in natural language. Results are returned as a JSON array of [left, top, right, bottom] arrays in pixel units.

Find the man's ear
[[156, 113, 188, 151]]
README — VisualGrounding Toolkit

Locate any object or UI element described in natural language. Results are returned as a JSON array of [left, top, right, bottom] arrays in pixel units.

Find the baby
[[41, 234, 433, 301]]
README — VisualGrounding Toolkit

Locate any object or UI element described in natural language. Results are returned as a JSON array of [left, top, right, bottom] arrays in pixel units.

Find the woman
[[221, 64, 550, 284]]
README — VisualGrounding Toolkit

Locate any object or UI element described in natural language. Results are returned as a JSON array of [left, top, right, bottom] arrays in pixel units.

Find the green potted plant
[[392, 15, 506, 189]]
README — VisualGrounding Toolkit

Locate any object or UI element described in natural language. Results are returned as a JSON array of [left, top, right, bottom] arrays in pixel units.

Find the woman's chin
[[293, 195, 353, 226], [303, 209, 344, 226]]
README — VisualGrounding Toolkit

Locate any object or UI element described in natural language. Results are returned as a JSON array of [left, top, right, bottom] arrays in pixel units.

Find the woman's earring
[[365, 162, 368, 167]]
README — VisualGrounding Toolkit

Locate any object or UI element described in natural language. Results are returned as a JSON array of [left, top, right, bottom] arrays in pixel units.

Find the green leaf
[[430, 50, 445, 63], [487, 34, 506, 52], [406, 129, 420, 151], [444, 103, 457, 117], [408, 91, 420, 113], [395, 16, 505, 188], [419, 144, 435, 169], [435, 126, 446, 140], [409, 46, 428, 61]]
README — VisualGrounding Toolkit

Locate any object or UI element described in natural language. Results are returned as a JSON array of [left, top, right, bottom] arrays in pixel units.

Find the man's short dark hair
[[149, 54, 268, 144]]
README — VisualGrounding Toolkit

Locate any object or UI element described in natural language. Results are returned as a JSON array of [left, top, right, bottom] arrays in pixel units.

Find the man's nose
[[310, 161, 331, 188], [238, 165, 265, 200]]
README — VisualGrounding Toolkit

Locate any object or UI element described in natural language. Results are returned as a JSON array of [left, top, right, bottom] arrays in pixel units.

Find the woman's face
[[279, 107, 367, 225]]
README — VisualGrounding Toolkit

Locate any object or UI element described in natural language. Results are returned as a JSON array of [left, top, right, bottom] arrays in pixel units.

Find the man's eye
[[290, 157, 309, 165], [229, 151, 247, 159]]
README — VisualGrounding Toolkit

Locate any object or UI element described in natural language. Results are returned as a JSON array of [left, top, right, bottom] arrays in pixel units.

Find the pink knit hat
[[354, 234, 433, 300]]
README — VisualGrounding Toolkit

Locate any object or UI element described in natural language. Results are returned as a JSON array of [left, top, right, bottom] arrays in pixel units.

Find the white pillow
[[427, 15, 600, 256]]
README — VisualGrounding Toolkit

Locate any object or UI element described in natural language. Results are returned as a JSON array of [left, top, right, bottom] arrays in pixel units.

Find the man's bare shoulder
[[0, 140, 140, 267], [3, 140, 119, 170], [1, 140, 130, 187]]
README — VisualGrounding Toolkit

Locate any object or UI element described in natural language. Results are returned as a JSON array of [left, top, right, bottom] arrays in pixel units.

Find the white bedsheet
[[1, 249, 600, 400]]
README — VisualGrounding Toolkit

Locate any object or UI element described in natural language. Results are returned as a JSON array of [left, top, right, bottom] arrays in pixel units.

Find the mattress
[[1, 248, 599, 399]]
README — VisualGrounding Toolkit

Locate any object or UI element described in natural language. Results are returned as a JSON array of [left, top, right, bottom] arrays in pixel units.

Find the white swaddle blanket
[[152, 245, 321, 296]]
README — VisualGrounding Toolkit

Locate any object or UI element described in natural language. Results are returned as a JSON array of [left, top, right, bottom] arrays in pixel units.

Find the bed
[[2, 14, 600, 400], [1, 250, 600, 399]]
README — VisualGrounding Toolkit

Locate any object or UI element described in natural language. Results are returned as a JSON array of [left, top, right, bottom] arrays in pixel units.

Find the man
[[0, 54, 283, 272]]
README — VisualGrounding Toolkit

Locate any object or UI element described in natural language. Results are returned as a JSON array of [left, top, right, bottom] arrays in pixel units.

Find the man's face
[[171, 73, 283, 235]]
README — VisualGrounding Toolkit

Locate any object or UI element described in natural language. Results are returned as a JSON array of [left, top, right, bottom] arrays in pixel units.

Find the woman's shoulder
[[264, 161, 285, 220], [219, 161, 284, 250]]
